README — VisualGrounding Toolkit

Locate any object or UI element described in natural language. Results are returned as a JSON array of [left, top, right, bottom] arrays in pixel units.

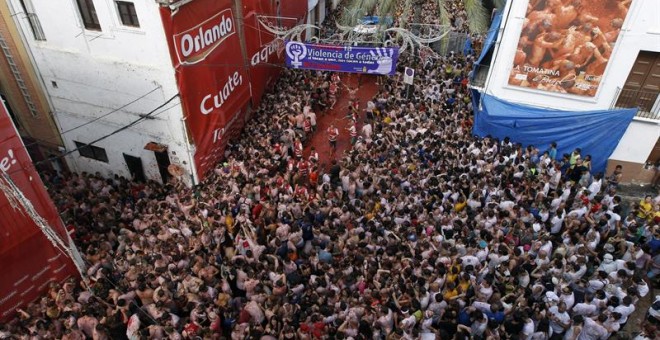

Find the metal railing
[[611, 87, 660, 120], [429, 32, 472, 56]]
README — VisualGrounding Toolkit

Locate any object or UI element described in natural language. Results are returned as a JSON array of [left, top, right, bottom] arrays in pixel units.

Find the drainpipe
[[179, 115, 198, 186]]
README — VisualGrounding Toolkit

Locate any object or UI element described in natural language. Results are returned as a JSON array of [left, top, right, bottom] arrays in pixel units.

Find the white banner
[[404, 67, 414, 85]]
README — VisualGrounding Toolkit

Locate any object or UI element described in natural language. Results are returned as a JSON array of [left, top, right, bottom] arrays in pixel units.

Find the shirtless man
[[548, 0, 579, 30], [613, 0, 633, 19], [603, 18, 624, 43], [545, 59, 577, 90], [568, 42, 606, 70], [529, 31, 563, 66], [524, 4, 556, 36], [549, 26, 588, 60]]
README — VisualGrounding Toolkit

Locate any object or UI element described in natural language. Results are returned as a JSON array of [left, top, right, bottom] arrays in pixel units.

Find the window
[[75, 0, 101, 31], [18, 0, 46, 40], [74, 141, 108, 162], [116, 1, 140, 27]]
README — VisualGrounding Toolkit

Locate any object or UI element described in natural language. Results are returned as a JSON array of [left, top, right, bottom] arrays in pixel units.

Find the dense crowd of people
[[2, 2, 660, 340], [2, 49, 659, 339]]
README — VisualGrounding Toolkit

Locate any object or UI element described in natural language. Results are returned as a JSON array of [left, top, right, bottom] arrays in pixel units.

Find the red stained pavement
[[303, 73, 380, 169]]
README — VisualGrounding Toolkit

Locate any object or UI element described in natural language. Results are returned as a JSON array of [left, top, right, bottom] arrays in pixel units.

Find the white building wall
[[481, 0, 660, 168], [483, 0, 660, 111], [610, 119, 660, 163], [317, 0, 326, 25], [8, 0, 196, 184]]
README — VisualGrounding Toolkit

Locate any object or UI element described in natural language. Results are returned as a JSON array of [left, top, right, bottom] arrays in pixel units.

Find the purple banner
[[285, 41, 399, 75]]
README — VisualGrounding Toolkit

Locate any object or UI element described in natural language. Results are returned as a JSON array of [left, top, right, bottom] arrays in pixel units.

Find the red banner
[[0, 103, 78, 322], [244, 0, 280, 106], [243, 1, 304, 106], [160, 0, 252, 179]]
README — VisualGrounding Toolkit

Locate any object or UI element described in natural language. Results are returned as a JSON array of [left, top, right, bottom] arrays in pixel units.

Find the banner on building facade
[[243, 1, 302, 107], [0, 103, 78, 322], [508, 0, 633, 97], [160, 0, 252, 179], [285, 41, 400, 75]]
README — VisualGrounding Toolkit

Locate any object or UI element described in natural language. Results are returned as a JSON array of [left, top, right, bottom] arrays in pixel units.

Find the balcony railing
[[611, 87, 660, 120]]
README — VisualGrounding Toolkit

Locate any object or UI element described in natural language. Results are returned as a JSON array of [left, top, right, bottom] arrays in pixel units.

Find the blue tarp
[[471, 91, 637, 174], [359, 16, 393, 26], [463, 37, 473, 56], [471, 9, 502, 79]]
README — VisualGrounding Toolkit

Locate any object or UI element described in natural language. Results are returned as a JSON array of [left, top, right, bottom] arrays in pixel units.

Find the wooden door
[[616, 51, 660, 113]]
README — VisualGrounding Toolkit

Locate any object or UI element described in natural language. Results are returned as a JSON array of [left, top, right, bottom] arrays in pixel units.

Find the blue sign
[[285, 41, 399, 75], [360, 16, 394, 26]]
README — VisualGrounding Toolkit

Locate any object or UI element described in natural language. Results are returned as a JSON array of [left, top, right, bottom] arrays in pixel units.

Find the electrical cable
[[2, 95, 181, 178], [33, 94, 180, 167], [22, 86, 162, 150]]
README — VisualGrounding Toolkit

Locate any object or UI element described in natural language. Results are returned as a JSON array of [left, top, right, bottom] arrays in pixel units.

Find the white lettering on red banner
[[251, 39, 283, 66], [2, 300, 24, 317], [38, 278, 56, 291], [13, 275, 29, 287], [19, 285, 34, 297], [212, 107, 242, 143], [53, 263, 67, 274], [173, 9, 235, 64], [31, 266, 50, 281], [0, 148, 17, 172], [47, 254, 62, 263], [0, 290, 17, 306], [200, 71, 244, 115]]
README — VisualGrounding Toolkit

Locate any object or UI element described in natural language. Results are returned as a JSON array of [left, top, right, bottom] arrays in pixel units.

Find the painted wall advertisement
[[0, 104, 77, 322], [508, 0, 632, 97], [285, 41, 400, 75]]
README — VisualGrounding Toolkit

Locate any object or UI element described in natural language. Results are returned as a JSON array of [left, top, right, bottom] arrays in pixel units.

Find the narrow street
[[303, 74, 380, 166]]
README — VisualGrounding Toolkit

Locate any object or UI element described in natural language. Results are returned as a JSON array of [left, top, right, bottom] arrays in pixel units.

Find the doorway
[[615, 51, 660, 113], [154, 150, 171, 184], [123, 154, 146, 182]]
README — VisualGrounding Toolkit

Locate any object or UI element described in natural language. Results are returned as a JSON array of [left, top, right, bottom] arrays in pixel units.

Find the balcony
[[469, 64, 490, 88], [611, 87, 660, 120]]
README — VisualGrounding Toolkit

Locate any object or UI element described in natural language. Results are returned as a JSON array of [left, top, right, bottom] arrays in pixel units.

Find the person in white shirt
[[602, 313, 621, 338], [361, 122, 372, 143], [476, 279, 494, 302], [568, 203, 588, 219], [572, 294, 598, 317], [469, 310, 488, 338], [548, 302, 571, 337], [578, 315, 608, 340], [597, 254, 618, 274], [633, 275, 650, 297], [376, 307, 394, 336], [427, 293, 447, 316], [612, 296, 635, 324], [521, 312, 535, 340], [587, 173, 603, 199], [564, 315, 584, 340], [550, 210, 565, 234], [559, 286, 576, 311]]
